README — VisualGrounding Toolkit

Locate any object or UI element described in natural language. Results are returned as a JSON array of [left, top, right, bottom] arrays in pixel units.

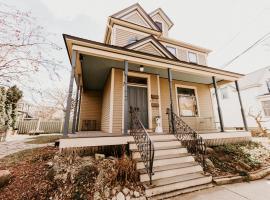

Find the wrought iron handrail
[[130, 107, 155, 184], [166, 108, 206, 171]]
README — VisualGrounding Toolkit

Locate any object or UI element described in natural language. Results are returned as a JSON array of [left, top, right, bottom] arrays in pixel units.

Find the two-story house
[[61, 3, 250, 198]]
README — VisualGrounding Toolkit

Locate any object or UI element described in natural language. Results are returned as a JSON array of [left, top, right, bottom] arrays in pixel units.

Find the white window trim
[[187, 51, 198, 64], [174, 84, 200, 117], [121, 71, 152, 132], [166, 45, 177, 56]]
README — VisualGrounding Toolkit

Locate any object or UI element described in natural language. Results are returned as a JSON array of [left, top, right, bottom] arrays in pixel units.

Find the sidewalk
[[174, 176, 270, 200], [0, 135, 53, 159]]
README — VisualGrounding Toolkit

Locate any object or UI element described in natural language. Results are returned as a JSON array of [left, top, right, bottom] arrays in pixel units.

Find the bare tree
[[0, 3, 62, 86], [248, 107, 267, 136]]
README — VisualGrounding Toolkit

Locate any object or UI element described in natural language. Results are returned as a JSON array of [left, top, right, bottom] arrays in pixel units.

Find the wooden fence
[[17, 118, 66, 134]]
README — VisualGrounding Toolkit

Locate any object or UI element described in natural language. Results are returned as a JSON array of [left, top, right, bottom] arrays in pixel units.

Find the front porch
[[59, 131, 252, 149]]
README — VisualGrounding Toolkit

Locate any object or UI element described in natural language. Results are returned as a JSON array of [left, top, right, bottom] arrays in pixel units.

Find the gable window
[[220, 87, 229, 99], [128, 36, 138, 44], [155, 21, 162, 31], [166, 46, 176, 56], [262, 100, 270, 116], [188, 52, 197, 63], [177, 87, 198, 117]]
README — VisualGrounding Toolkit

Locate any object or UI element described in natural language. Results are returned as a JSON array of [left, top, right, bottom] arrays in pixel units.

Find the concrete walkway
[[0, 135, 54, 159], [174, 176, 270, 200]]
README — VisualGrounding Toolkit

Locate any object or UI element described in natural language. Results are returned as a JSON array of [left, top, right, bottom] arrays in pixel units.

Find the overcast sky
[[4, 0, 270, 101]]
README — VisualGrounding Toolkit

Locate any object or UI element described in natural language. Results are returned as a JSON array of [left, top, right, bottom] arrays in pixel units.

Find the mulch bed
[[0, 147, 58, 200]]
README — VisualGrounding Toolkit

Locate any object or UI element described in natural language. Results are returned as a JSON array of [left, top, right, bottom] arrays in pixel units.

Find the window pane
[[188, 52, 197, 63], [155, 21, 162, 30], [262, 100, 270, 116], [177, 87, 198, 116], [166, 46, 176, 56]]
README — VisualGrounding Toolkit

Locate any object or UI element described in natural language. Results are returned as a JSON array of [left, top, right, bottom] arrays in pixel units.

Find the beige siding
[[159, 78, 215, 132], [79, 90, 102, 131], [112, 68, 123, 133], [101, 72, 111, 132], [122, 11, 150, 28], [135, 43, 164, 57], [151, 14, 169, 37], [113, 26, 147, 46]]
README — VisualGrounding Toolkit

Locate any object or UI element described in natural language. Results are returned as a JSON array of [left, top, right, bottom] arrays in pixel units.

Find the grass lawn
[[26, 135, 62, 144]]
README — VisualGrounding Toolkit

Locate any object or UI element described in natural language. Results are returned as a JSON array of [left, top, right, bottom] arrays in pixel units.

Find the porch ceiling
[[81, 54, 223, 90]]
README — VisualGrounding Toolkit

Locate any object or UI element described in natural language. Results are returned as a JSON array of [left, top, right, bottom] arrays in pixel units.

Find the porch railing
[[166, 108, 206, 171], [130, 107, 155, 184]]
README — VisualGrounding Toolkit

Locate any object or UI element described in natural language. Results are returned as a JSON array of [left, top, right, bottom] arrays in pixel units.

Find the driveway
[[172, 176, 270, 200]]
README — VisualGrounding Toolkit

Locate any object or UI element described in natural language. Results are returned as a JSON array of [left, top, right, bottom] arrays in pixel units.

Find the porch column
[[167, 68, 175, 133], [63, 50, 77, 137], [123, 60, 129, 134], [76, 86, 82, 132], [235, 80, 248, 131], [72, 75, 80, 134], [212, 76, 224, 132]]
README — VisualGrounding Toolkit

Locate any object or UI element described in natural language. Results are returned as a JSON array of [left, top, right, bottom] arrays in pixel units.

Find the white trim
[[114, 24, 149, 37], [121, 71, 125, 133], [157, 75, 163, 128], [109, 68, 115, 133], [174, 84, 200, 117]]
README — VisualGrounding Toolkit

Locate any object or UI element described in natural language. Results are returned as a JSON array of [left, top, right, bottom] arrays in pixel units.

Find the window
[[220, 87, 229, 99], [188, 52, 197, 63], [262, 100, 270, 116], [155, 21, 162, 31], [128, 36, 138, 44], [128, 76, 147, 85], [177, 87, 198, 117], [166, 46, 176, 56]]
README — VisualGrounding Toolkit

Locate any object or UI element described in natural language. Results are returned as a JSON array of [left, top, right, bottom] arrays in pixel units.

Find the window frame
[[188, 51, 198, 64], [175, 84, 200, 117], [261, 100, 270, 117]]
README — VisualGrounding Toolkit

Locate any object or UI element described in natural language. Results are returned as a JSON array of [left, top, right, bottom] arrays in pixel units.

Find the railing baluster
[[166, 108, 206, 171], [130, 107, 155, 184]]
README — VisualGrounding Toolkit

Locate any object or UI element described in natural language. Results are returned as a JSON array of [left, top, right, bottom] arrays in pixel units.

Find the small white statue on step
[[155, 116, 163, 133]]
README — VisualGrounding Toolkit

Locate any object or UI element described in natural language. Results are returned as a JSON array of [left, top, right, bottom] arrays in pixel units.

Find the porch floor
[[60, 131, 252, 149]]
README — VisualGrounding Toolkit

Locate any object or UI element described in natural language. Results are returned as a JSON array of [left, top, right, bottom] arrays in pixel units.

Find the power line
[[221, 32, 270, 69]]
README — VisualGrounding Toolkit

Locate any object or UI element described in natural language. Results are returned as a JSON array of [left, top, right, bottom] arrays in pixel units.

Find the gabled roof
[[124, 36, 178, 60], [111, 3, 161, 31], [149, 8, 174, 29]]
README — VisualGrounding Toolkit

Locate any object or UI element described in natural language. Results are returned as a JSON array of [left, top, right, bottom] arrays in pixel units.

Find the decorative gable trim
[[124, 36, 178, 59], [111, 3, 161, 31], [149, 8, 174, 29]]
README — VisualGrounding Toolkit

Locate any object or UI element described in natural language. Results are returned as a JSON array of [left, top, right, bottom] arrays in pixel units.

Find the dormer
[[149, 8, 174, 37]]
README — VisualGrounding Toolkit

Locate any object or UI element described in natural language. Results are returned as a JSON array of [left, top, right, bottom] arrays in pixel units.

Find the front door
[[128, 85, 149, 128]]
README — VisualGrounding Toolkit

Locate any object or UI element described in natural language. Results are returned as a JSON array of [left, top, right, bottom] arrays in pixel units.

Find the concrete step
[[147, 172, 205, 187], [140, 165, 203, 182], [136, 156, 195, 170], [145, 175, 212, 197], [135, 153, 191, 162], [132, 148, 188, 159], [129, 140, 181, 151], [149, 183, 213, 200], [138, 161, 198, 174]]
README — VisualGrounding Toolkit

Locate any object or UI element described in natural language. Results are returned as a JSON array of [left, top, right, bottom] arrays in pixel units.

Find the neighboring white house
[[212, 66, 270, 130]]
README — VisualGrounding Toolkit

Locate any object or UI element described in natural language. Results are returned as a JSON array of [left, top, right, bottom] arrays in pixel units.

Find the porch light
[[139, 65, 144, 72]]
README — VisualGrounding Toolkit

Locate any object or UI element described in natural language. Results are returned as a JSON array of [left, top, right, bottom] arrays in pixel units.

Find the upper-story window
[[155, 21, 162, 31], [188, 52, 197, 63], [166, 46, 176, 56], [128, 36, 138, 45]]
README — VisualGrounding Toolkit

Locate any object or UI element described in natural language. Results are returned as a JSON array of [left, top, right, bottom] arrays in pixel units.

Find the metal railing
[[130, 107, 155, 184], [166, 108, 206, 171]]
